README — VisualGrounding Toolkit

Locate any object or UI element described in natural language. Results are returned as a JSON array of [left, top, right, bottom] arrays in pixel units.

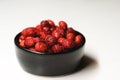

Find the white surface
[[0, 0, 120, 80]]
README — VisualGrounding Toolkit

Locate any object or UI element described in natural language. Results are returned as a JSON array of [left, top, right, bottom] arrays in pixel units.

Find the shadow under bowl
[[14, 32, 86, 76]]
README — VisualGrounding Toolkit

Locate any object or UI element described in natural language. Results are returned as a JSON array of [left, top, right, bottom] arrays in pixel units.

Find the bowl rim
[[14, 31, 86, 55]]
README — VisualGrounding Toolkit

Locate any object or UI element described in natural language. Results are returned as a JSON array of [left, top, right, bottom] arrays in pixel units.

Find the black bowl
[[14, 32, 86, 76]]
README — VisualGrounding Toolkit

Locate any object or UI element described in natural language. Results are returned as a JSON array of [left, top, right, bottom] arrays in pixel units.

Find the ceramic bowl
[[14, 32, 86, 76]]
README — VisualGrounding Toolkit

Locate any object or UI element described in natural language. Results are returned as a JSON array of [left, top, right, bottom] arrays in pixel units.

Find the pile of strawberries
[[19, 20, 83, 53]]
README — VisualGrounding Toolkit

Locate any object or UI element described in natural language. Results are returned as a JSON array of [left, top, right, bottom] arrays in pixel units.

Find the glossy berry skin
[[62, 39, 75, 49], [42, 26, 51, 33], [56, 27, 65, 36], [41, 20, 50, 28], [21, 27, 35, 37], [24, 37, 35, 48], [35, 42, 47, 52], [45, 35, 57, 46], [39, 31, 49, 39], [52, 30, 60, 39], [50, 27, 55, 32], [19, 35, 25, 40], [58, 37, 66, 44], [19, 35, 25, 42], [66, 33, 75, 41], [75, 35, 83, 46], [59, 21, 67, 30], [66, 27, 75, 34], [35, 25, 42, 31], [47, 19, 55, 27], [48, 20, 56, 32], [19, 40, 25, 47], [52, 27, 65, 38], [34, 37, 41, 43], [40, 20, 51, 33], [51, 44, 64, 53]]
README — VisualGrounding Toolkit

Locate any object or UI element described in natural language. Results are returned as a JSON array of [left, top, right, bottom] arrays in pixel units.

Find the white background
[[0, 0, 120, 80]]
